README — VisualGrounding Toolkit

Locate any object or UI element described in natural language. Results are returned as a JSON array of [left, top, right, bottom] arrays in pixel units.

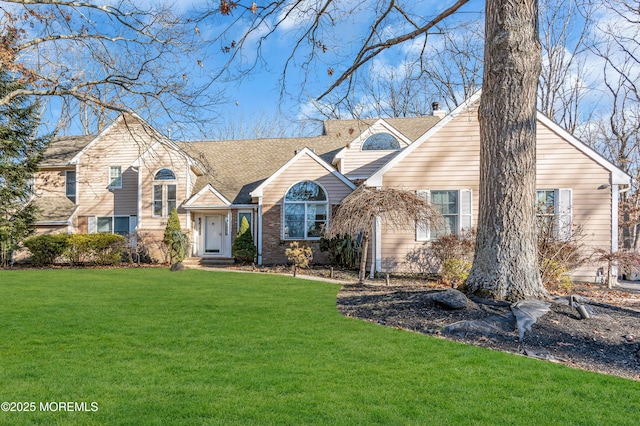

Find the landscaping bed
[[337, 281, 640, 380]]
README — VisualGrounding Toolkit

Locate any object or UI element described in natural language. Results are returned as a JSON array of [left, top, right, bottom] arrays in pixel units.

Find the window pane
[[307, 221, 326, 238], [432, 191, 457, 215], [114, 217, 129, 236], [433, 215, 457, 239], [66, 171, 76, 197], [166, 185, 177, 215], [285, 181, 326, 201], [239, 212, 252, 230], [284, 204, 305, 238], [153, 201, 163, 217], [362, 133, 401, 150], [97, 217, 112, 233], [154, 168, 176, 180], [167, 184, 176, 201], [109, 166, 122, 188], [153, 185, 163, 216], [307, 203, 327, 221]]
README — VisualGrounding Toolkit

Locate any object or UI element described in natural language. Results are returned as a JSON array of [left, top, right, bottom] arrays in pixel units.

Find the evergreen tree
[[163, 208, 187, 264], [0, 72, 50, 267], [232, 216, 256, 263]]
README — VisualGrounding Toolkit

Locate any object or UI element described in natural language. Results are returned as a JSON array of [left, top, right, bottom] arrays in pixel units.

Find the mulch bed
[[337, 282, 640, 381]]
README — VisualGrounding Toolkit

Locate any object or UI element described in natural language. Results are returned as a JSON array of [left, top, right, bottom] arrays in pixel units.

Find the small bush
[[430, 230, 475, 286], [442, 259, 472, 288], [319, 234, 360, 268], [285, 242, 313, 277], [232, 216, 257, 263], [24, 234, 69, 266]]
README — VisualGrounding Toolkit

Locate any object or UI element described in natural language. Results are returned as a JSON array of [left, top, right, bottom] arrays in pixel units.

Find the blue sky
[[35, 0, 631, 141]]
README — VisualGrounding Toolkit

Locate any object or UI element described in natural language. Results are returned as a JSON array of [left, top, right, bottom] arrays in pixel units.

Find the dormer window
[[361, 133, 401, 151]]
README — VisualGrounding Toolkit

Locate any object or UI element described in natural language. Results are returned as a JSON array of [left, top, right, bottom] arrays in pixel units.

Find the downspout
[[612, 184, 631, 287], [136, 166, 142, 230], [257, 200, 263, 265]]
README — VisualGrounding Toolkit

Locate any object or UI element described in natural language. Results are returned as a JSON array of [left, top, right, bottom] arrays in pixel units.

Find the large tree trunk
[[465, 0, 547, 301]]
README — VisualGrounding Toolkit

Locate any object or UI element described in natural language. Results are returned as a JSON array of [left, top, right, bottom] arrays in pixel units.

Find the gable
[[251, 147, 355, 204], [184, 184, 231, 208], [367, 91, 631, 187]]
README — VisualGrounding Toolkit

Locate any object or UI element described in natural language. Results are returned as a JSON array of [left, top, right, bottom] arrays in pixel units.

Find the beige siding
[[262, 153, 353, 205], [378, 105, 614, 282], [35, 169, 68, 197], [76, 118, 153, 218], [343, 150, 400, 179], [188, 188, 228, 207]]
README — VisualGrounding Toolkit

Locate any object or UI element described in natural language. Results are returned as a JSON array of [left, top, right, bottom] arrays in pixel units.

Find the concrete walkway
[[196, 266, 356, 285], [616, 280, 640, 292]]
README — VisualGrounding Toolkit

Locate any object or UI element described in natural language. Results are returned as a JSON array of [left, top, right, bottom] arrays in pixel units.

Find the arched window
[[283, 181, 328, 240], [152, 168, 177, 217], [154, 168, 176, 180], [361, 133, 401, 151]]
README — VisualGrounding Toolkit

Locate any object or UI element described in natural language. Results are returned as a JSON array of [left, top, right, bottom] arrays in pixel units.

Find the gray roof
[[178, 136, 349, 204], [34, 196, 77, 222], [179, 116, 441, 204], [40, 136, 94, 167], [322, 116, 441, 141]]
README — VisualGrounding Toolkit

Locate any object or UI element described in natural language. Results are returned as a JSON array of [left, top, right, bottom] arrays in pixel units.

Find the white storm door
[[204, 215, 223, 254]]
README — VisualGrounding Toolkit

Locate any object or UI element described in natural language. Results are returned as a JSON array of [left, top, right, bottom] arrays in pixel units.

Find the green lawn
[[0, 269, 638, 425]]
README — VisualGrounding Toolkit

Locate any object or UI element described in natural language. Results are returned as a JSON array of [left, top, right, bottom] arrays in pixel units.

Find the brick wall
[[260, 204, 330, 265]]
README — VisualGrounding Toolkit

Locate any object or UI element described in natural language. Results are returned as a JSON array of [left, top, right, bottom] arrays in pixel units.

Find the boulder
[[433, 289, 469, 310], [170, 262, 185, 272]]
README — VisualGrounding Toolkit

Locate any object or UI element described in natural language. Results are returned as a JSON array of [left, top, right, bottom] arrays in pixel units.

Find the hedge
[[24, 233, 126, 266]]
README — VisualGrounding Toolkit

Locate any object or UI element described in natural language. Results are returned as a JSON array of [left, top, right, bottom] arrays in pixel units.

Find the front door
[[204, 215, 223, 255]]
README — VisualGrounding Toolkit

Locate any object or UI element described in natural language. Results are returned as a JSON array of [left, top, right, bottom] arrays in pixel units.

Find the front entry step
[[183, 257, 235, 268]]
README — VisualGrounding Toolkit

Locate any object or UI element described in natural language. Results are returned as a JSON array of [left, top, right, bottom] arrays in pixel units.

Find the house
[[32, 92, 631, 281]]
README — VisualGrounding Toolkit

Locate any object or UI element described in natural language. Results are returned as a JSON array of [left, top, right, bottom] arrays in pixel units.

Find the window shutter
[[88, 216, 96, 234], [556, 188, 572, 241], [416, 190, 430, 241], [459, 189, 473, 233]]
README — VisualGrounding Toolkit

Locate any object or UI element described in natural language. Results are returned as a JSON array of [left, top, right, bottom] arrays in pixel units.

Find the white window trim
[[537, 188, 572, 241], [152, 183, 177, 218], [95, 215, 137, 235], [282, 181, 329, 241], [416, 189, 472, 242], [108, 166, 122, 189]]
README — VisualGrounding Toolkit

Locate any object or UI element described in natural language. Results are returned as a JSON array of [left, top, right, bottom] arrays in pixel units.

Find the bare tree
[[326, 186, 436, 284], [0, 0, 218, 135], [538, 0, 595, 133]]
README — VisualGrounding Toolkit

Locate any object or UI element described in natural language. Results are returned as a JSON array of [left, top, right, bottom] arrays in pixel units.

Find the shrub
[[163, 209, 187, 264], [319, 234, 360, 268], [24, 234, 69, 266], [65, 233, 125, 266], [442, 259, 473, 288], [430, 230, 475, 287], [537, 219, 584, 291], [91, 233, 126, 265], [232, 216, 257, 263], [285, 242, 313, 277]]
